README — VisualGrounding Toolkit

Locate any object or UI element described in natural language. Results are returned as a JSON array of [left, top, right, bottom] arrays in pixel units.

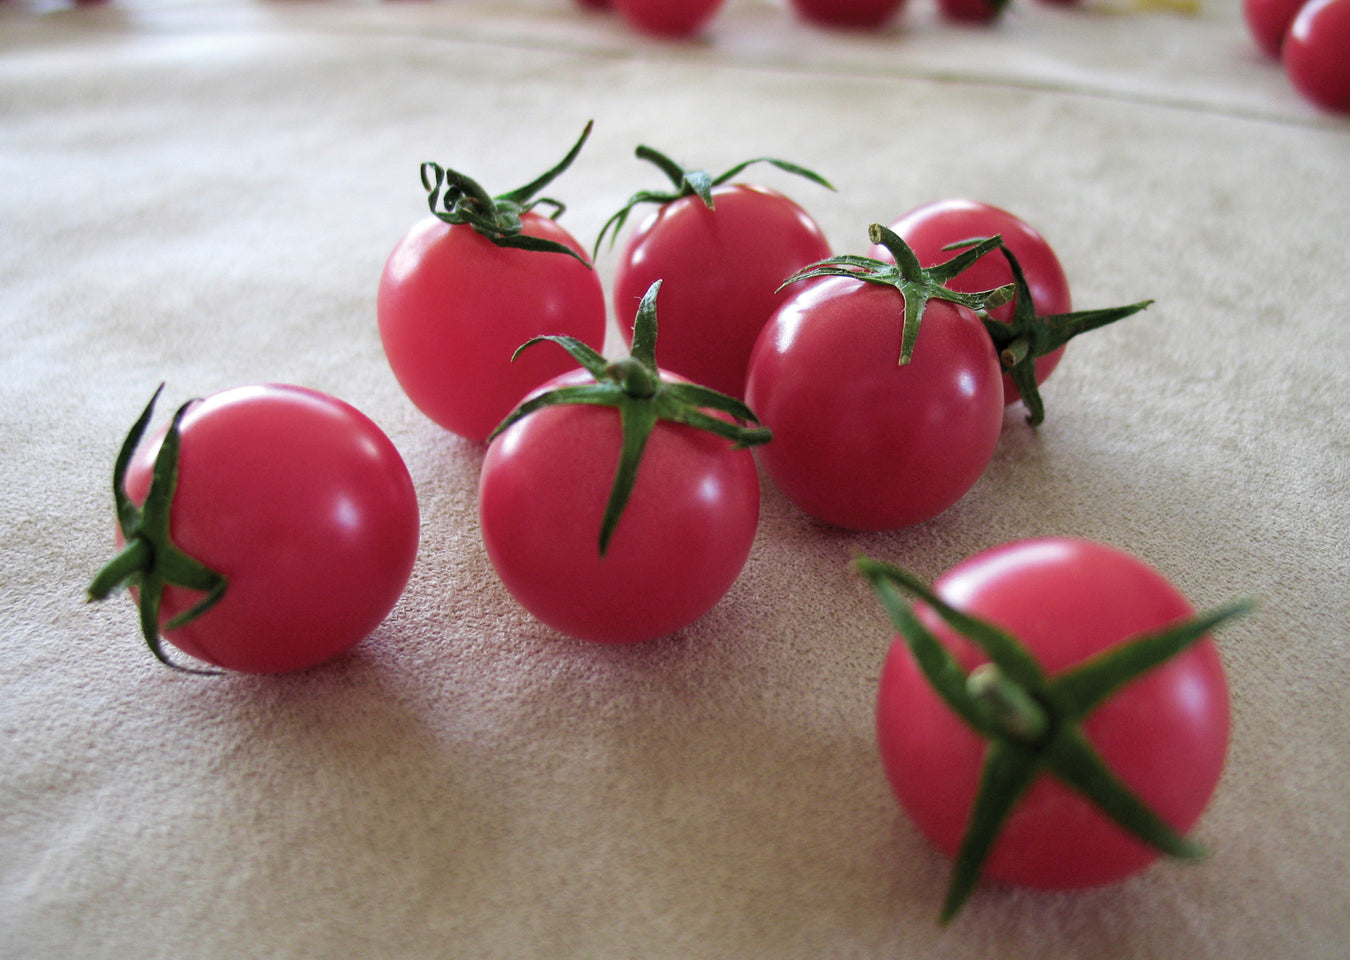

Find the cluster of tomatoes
[[375, 122, 1157, 645], [575, 0, 1082, 37], [89, 122, 1249, 921], [1244, 0, 1350, 112], [583, 0, 1350, 115]]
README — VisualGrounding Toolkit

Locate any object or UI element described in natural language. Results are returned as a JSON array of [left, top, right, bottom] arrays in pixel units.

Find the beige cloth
[[2, 1, 1348, 957]]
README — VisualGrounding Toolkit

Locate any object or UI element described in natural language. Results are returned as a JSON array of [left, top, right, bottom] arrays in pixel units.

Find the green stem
[[999, 337, 1030, 369], [593, 146, 833, 255], [605, 357, 658, 399], [419, 121, 595, 264], [966, 663, 1050, 744], [86, 538, 152, 602]]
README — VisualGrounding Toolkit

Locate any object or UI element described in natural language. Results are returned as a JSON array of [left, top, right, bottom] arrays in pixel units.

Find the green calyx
[[855, 555, 1253, 924], [593, 144, 834, 256], [421, 120, 595, 265], [86, 385, 227, 674], [780, 223, 1015, 366], [488, 280, 772, 557], [959, 242, 1154, 427]]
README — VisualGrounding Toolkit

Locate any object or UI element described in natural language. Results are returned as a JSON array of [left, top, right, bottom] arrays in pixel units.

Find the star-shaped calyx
[[489, 280, 772, 556], [779, 223, 1017, 365], [856, 556, 1253, 923], [593, 143, 834, 256], [86, 385, 226, 674], [421, 120, 595, 265], [972, 243, 1154, 426]]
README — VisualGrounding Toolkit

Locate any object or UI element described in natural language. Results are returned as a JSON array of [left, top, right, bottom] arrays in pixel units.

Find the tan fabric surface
[[2, 1, 1347, 958]]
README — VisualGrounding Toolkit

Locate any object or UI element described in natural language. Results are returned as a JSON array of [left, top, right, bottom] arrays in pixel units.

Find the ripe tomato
[[868, 538, 1234, 908], [611, 183, 832, 400], [378, 125, 606, 444], [786, 0, 908, 29], [745, 274, 1004, 531], [479, 282, 767, 644], [1244, 0, 1312, 57], [91, 384, 420, 674], [379, 214, 604, 443], [1282, 0, 1350, 112], [937, 0, 1010, 22], [612, 0, 725, 37], [878, 199, 1072, 408]]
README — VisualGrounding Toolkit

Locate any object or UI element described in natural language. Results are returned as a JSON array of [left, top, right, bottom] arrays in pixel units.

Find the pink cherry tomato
[[877, 538, 1230, 890]]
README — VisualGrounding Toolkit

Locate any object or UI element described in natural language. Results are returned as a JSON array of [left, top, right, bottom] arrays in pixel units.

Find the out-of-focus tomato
[[613, 0, 725, 36], [1282, 0, 1350, 112], [787, 0, 907, 29], [1244, 0, 1312, 57], [861, 539, 1247, 921], [937, 0, 1010, 22]]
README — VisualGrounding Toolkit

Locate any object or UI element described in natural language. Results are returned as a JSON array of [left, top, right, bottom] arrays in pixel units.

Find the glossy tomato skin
[[1282, 0, 1350, 113], [122, 385, 420, 673], [880, 199, 1072, 407], [745, 278, 1003, 532], [1244, 0, 1311, 57], [787, 0, 907, 29], [479, 370, 760, 644], [613, 184, 832, 400], [378, 213, 606, 444], [877, 538, 1230, 889], [613, 0, 725, 37]]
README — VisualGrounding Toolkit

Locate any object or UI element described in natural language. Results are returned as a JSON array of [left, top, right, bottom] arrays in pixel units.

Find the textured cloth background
[[2, 1, 1348, 958]]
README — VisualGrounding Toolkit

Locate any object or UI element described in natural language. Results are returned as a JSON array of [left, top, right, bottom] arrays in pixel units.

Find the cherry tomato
[[937, 0, 1009, 23], [1243, 0, 1311, 57], [612, 183, 833, 399], [480, 372, 760, 644], [378, 126, 606, 445], [378, 213, 605, 444], [99, 385, 420, 674], [786, 0, 907, 30], [612, 0, 725, 37], [878, 199, 1072, 407], [874, 538, 1231, 894], [1282, 0, 1350, 112], [745, 276, 1003, 531]]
